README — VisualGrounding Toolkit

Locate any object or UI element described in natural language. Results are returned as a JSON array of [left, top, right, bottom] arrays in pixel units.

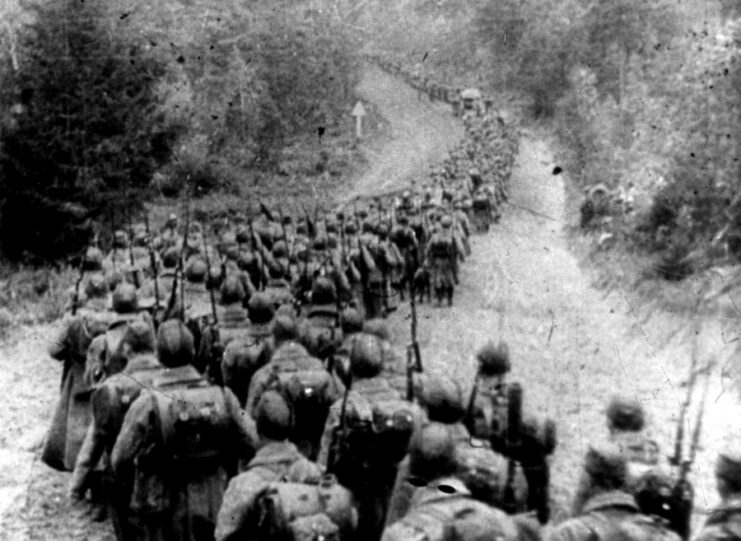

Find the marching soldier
[[215, 391, 324, 541], [546, 442, 679, 541], [426, 215, 460, 306], [694, 442, 741, 540], [111, 320, 258, 541]]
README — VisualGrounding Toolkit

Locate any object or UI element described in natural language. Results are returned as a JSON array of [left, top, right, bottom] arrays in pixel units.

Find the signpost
[[351, 100, 366, 139]]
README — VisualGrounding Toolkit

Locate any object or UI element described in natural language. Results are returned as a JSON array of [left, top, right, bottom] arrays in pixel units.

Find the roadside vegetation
[[350, 0, 740, 286], [0, 0, 362, 263]]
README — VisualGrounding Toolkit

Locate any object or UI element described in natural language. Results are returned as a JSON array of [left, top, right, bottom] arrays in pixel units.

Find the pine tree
[[0, 0, 177, 261]]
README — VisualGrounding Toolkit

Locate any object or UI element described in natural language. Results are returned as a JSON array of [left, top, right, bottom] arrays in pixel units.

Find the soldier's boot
[[447, 287, 454, 307]]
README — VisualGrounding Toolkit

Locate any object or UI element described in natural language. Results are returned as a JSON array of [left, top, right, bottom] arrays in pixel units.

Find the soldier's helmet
[[584, 441, 628, 490], [606, 395, 645, 432], [344, 222, 358, 235], [133, 231, 148, 248], [716, 437, 741, 490], [311, 277, 336, 305], [156, 319, 195, 368], [348, 332, 384, 379], [184, 257, 208, 283], [112, 283, 138, 314], [121, 319, 156, 354], [113, 230, 128, 249], [248, 292, 275, 325], [84, 247, 104, 271], [206, 265, 223, 290], [162, 247, 180, 269], [476, 341, 510, 376], [273, 240, 288, 258], [235, 225, 250, 244], [272, 314, 298, 344], [313, 235, 328, 251], [107, 271, 124, 292], [340, 307, 364, 335], [84, 274, 108, 300], [408, 423, 457, 482], [363, 318, 390, 342], [220, 275, 246, 305], [255, 390, 294, 441], [417, 374, 466, 424], [440, 215, 454, 228]]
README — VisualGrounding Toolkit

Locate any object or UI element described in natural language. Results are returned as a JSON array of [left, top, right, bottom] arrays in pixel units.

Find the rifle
[[246, 200, 266, 291], [126, 208, 140, 288], [70, 248, 87, 316], [166, 196, 190, 320], [202, 225, 224, 386], [502, 382, 523, 514], [144, 214, 160, 313], [110, 210, 118, 273], [327, 374, 352, 479], [669, 347, 714, 540], [671, 324, 701, 468], [406, 262, 423, 401]]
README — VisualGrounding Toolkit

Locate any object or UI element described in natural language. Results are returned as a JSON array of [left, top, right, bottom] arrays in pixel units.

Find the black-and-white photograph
[[0, 0, 739, 539]]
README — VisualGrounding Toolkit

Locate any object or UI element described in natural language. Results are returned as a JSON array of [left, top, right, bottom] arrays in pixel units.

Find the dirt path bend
[[384, 134, 741, 525], [341, 63, 463, 202]]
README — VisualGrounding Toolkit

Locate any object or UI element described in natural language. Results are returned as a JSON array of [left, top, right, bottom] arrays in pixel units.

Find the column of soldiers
[[37, 58, 737, 541]]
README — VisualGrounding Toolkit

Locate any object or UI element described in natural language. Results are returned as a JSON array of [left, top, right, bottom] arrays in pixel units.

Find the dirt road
[[340, 63, 462, 202], [2, 63, 738, 539], [384, 134, 741, 524]]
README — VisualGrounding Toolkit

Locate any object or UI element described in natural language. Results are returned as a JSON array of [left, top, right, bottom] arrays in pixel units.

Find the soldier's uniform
[[221, 292, 275, 407], [545, 443, 679, 541], [42, 277, 117, 472], [694, 447, 741, 541], [319, 333, 424, 541], [382, 425, 521, 541], [111, 321, 258, 541], [426, 215, 459, 306], [246, 316, 339, 459], [215, 391, 324, 541], [71, 320, 164, 540]]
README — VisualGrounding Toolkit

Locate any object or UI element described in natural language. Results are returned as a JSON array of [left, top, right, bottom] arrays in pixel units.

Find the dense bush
[[0, 0, 180, 261], [0, 0, 361, 261]]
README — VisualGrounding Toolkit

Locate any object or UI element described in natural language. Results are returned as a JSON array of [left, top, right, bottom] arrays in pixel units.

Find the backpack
[[302, 310, 342, 361], [152, 382, 230, 468], [265, 361, 335, 454], [429, 235, 453, 259], [222, 337, 271, 406], [333, 397, 416, 485], [382, 491, 518, 541], [582, 512, 681, 541], [252, 478, 356, 541]]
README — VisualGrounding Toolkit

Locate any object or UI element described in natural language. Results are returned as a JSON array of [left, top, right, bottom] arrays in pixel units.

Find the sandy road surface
[[340, 63, 463, 202], [384, 134, 741, 526]]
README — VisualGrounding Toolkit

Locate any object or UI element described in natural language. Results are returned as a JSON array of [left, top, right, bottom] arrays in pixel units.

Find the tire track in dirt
[[385, 133, 741, 527]]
